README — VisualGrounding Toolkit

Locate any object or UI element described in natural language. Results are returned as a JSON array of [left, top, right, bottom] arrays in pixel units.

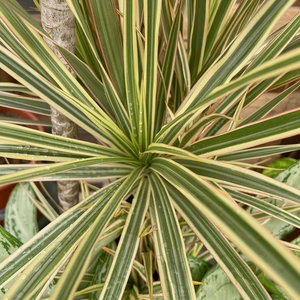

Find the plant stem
[[40, 0, 79, 210]]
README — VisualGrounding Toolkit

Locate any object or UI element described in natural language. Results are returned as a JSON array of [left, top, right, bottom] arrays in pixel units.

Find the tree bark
[[41, 0, 79, 210]]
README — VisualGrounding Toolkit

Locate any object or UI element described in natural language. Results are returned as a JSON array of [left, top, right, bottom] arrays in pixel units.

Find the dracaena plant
[[1, 0, 300, 299]]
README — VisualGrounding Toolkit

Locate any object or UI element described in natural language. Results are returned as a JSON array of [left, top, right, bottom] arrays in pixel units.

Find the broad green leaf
[[257, 271, 290, 300], [248, 160, 300, 239], [1, 1, 300, 299], [196, 265, 242, 300], [263, 157, 297, 179], [0, 226, 22, 262], [4, 183, 38, 243], [187, 256, 211, 283]]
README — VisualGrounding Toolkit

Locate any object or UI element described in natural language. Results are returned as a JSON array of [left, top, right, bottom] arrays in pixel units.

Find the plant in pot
[[1, 0, 300, 299]]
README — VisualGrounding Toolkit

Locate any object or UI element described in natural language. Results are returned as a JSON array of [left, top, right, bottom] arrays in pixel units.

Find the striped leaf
[[151, 157, 300, 299], [167, 183, 270, 300], [100, 178, 150, 299], [149, 173, 195, 299], [48, 167, 143, 299]]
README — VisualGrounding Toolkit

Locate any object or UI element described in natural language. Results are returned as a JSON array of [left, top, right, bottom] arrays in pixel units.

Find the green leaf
[[202, 0, 236, 65], [1, 1, 300, 299], [0, 225, 22, 262], [0, 122, 126, 158], [249, 160, 300, 239], [177, 157, 300, 203], [0, 164, 131, 182], [151, 158, 300, 299], [167, 182, 270, 300], [100, 178, 150, 299], [156, 49, 300, 145], [196, 265, 242, 300], [49, 167, 144, 299], [200, 0, 261, 76], [187, 256, 211, 283], [149, 173, 196, 299], [87, 0, 125, 101], [186, 108, 300, 157], [0, 157, 135, 186], [0, 91, 50, 115], [219, 145, 300, 162], [123, 0, 140, 140], [57, 47, 111, 115], [4, 183, 38, 243], [0, 180, 123, 289], [1, 47, 136, 156], [140, 0, 162, 150], [143, 251, 154, 299], [188, 0, 209, 81], [88, 242, 116, 300], [263, 157, 297, 179], [155, 2, 183, 133], [147, 144, 300, 204], [240, 81, 300, 127], [228, 190, 300, 234], [180, 0, 294, 114]]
